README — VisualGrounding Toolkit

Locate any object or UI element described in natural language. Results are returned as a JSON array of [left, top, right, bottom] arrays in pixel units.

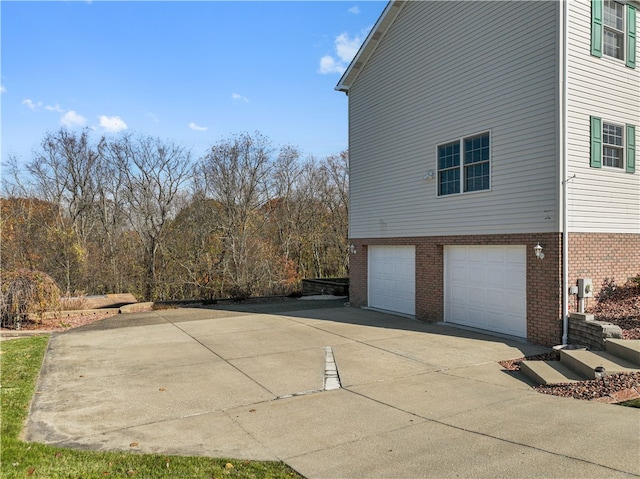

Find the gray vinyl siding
[[348, 1, 560, 239], [566, 0, 640, 233]]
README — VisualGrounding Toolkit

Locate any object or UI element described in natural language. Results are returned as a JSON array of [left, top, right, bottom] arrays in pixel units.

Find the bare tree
[[163, 192, 225, 299], [89, 137, 131, 294], [197, 132, 272, 297], [267, 145, 304, 261], [3, 128, 349, 301], [319, 150, 349, 276], [102, 134, 192, 300], [8, 129, 100, 292], [0, 197, 59, 272], [26, 129, 99, 243]]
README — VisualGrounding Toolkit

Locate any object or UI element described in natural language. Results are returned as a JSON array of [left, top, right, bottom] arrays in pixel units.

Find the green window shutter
[[591, 0, 603, 57], [590, 116, 602, 168], [627, 5, 637, 68], [627, 124, 636, 173]]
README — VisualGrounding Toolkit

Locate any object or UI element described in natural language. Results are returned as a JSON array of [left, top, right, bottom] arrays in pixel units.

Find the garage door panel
[[451, 287, 467, 303], [452, 304, 469, 320], [449, 247, 468, 261], [485, 290, 504, 308], [445, 245, 526, 338], [467, 287, 484, 303], [395, 264, 411, 279], [506, 247, 524, 263], [505, 268, 525, 286], [451, 264, 468, 282], [485, 248, 505, 263], [486, 266, 505, 287], [368, 246, 415, 316], [468, 264, 485, 279], [505, 292, 525, 311]]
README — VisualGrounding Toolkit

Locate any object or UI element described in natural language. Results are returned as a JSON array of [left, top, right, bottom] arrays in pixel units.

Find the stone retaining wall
[[568, 312, 622, 350], [302, 278, 349, 296]]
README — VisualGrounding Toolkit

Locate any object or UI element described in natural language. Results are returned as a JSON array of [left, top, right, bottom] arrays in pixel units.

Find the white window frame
[[602, 121, 625, 169], [436, 131, 491, 197], [603, 0, 626, 61]]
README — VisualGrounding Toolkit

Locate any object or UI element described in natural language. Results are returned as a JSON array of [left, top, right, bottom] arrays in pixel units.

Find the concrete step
[[520, 360, 583, 385], [560, 349, 640, 379], [605, 339, 640, 367]]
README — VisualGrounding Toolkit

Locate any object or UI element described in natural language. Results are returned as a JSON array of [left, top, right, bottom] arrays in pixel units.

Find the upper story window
[[603, 0, 625, 59], [437, 132, 490, 196], [590, 116, 636, 173], [591, 0, 637, 68]]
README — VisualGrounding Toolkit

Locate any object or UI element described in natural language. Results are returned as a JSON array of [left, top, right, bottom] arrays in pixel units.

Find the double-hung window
[[437, 132, 490, 196], [603, 0, 626, 59], [590, 116, 636, 172], [603, 122, 624, 167], [592, 0, 637, 68]]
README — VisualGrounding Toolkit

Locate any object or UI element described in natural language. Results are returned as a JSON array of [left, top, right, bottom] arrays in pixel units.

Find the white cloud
[[147, 112, 160, 123], [98, 115, 127, 133], [318, 55, 346, 75], [61, 110, 87, 127], [45, 104, 64, 113], [188, 122, 208, 132], [22, 98, 65, 113], [335, 32, 362, 63], [348, 6, 360, 14], [22, 98, 43, 110], [232, 92, 249, 103], [0, 85, 6, 94], [318, 31, 367, 75]]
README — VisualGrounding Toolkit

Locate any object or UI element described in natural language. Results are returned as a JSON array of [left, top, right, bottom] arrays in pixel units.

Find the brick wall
[[348, 242, 368, 308], [348, 233, 563, 347], [568, 232, 640, 312]]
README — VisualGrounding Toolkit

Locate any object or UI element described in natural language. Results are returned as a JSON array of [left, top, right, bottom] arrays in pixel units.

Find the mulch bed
[[498, 351, 560, 372], [534, 371, 640, 402], [1, 312, 116, 333], [586, 281, 640, 339], [499, 353, 640, 403]]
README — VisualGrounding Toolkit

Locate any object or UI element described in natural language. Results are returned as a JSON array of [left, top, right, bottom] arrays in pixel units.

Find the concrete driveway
[[26, 300, 640, 478]]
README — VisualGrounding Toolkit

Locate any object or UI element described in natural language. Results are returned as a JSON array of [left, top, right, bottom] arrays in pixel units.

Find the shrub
[[228, 285, 251, 301], [60, 291, 89, 311], [596, 277, 618, 303], [0, 269, 61, 329]]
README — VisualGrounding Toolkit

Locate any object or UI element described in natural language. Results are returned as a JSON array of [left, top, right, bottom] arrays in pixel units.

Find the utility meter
[[577, 278, 593, 298]]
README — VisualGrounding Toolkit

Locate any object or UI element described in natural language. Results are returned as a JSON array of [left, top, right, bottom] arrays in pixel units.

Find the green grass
[[619, 398, 640, 408], [1, 336, 303, 479]]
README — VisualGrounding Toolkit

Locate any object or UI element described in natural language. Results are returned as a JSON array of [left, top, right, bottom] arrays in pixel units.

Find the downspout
[[561, 0, 570, 345]]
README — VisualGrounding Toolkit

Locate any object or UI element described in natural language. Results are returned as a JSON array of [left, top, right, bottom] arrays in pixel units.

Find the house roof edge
[[335, 0, 406, 93]]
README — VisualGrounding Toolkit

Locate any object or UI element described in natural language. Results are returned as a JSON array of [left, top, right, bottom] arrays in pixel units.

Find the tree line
[[1, 129, 349, 301]]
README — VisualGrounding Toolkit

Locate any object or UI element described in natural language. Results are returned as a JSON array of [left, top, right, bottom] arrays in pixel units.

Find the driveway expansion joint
[[324, 346, 342, 391]]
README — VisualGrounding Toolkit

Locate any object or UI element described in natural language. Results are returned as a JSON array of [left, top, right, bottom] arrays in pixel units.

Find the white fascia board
[[335, 0, 406, 93]]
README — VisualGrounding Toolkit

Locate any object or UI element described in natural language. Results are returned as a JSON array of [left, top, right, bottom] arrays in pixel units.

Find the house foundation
[[349, 232, 640, 347]]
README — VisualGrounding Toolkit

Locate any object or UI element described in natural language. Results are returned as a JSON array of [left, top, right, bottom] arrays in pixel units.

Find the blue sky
[[1, 1, 385, 167]]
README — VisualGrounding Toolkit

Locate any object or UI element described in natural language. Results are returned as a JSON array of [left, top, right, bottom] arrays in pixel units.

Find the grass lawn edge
[[1, 336, 303, 479]]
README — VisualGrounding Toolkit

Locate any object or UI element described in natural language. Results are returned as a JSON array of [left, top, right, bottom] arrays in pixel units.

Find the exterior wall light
[[534, 243, 544, 259], [349, 244, 357, 255]]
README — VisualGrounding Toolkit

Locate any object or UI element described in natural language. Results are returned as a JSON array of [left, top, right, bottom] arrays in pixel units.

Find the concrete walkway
[[25, 300, 640, 478]]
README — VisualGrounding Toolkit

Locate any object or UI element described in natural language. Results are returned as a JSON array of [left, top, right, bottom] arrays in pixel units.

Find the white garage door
[[368, 245, 415, 315], [444, 245, 526, 338]]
